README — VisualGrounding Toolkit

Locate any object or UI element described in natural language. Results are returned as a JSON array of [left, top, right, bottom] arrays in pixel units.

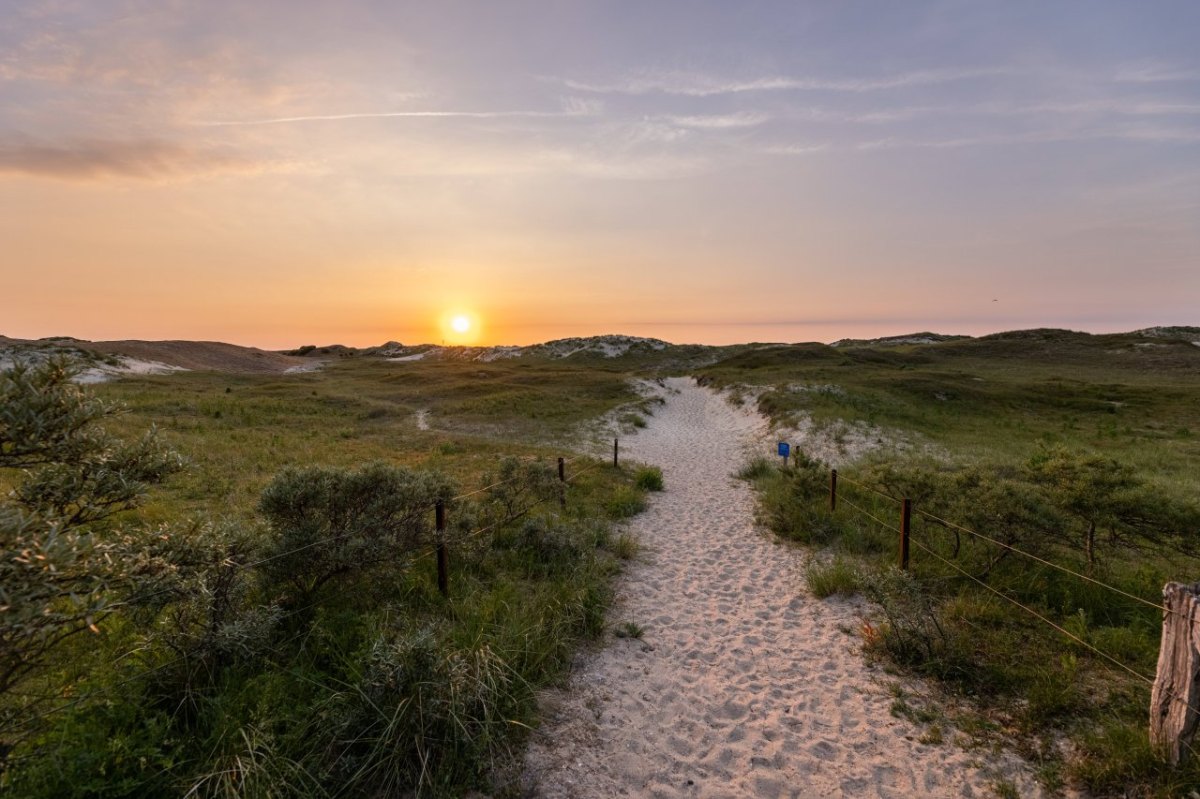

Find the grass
[[613, 621, 645, 639], [700, 330, 1200, 495], [611, 532, 640, 560], [0, 356, 658, 798], [804, 556, 860, 598], [634, 465, 664, 491], [710, 331, 1200, 797]]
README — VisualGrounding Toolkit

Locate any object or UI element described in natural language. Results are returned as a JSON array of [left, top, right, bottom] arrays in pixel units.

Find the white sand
[[75, 357, 189, 383], [523, 377, 1044, 799]]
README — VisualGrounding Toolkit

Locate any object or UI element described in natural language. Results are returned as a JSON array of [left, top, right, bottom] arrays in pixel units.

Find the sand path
[[522, 378, 1043, 798]]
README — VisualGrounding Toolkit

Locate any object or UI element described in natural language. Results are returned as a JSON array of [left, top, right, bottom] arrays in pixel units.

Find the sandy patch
[[75, 358, 189, 383], [522, 377, 1043, 798], [284, 362, 324, 374]]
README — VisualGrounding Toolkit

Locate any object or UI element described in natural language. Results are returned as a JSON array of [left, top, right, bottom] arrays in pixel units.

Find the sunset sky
[[2, 1, 1198, 348]]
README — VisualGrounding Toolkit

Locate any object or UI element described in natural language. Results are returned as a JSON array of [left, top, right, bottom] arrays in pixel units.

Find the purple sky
[[2, 1, 1198, 346]]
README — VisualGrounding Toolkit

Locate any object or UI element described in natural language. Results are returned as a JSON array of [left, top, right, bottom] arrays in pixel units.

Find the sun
[[439, 309, 482, 343]]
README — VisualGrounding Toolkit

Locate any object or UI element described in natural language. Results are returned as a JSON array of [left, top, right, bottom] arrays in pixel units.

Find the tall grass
[[744, 456, 1200, 797], [1, 359, 653, 798], [715, 334, 1200, 796]]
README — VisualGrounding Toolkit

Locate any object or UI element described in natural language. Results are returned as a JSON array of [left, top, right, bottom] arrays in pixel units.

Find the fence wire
[[913, 507, 1169, 615], [4, 447, 619, 739]]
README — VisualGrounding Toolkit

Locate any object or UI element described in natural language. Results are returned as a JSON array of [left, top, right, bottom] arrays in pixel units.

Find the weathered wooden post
[[558, 456, 566, 508], [1151, 582, 1200, 765], [613, 438, 619, 468], [829, 469, 838, 513], [435, 501, 449, 597], [899, 498, 911, 571]]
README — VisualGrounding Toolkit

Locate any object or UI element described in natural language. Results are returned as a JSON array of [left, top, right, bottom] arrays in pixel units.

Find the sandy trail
[[523, 378, 1042, 798]]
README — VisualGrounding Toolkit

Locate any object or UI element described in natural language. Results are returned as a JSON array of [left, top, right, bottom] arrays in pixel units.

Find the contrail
[[197, 109, 590, 127]]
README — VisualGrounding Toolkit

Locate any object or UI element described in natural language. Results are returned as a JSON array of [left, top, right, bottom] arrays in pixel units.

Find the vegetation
[[634, 465, 664, 492], [715, 331, 1200, 797], [0, 357, 655, 797]]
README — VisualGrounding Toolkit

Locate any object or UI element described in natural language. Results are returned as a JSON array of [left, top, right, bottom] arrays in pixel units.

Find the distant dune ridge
[[1, 327, 1198, 381]]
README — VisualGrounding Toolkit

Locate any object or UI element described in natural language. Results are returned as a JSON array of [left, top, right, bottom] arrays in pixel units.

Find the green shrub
[[634, 466, 664, 491], [859, 568, 970, 679], [256, 462, 453, 603], [0, 358, 182, 737], [604, 486, 646, 518]]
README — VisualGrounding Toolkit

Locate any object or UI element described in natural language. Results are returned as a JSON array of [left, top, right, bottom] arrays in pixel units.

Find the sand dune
[[523, 378, 1044, 798]]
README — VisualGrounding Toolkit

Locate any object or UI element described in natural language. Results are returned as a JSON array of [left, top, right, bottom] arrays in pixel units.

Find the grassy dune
[[703, 329, 1200, 797], [1, 356, 657, 798]]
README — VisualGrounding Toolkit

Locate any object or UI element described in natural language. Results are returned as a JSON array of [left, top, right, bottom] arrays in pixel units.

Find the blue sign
[[777, 442, 790, 458]]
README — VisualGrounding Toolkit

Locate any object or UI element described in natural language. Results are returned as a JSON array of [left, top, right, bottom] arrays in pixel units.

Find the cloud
[[850, 126, 1200, 151], [762, 143, 830, 156], [556, 67, 1016, 97], [196, 105, 600, 127], [663, 112, 769, 129], [1114, 62, 1200, 84], [0, 137, 273, 181]]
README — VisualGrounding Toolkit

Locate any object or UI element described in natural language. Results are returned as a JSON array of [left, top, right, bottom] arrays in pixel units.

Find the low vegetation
[[634, 465, 665, 492], [716, 331, 1200, 797], [0, 357, 655, 797]]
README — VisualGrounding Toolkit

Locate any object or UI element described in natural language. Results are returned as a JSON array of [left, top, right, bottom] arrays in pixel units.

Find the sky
[[1, 0, 1198, 348]]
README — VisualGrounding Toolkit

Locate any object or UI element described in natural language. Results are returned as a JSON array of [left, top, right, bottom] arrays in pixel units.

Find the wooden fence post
[[1151, 582, 1200, 766], [613, 437, 619, 468], [899, 498, 911, 571], [558, 456, 566, 508], [829, 469, 838, 513], [435, 501, 449, 597]]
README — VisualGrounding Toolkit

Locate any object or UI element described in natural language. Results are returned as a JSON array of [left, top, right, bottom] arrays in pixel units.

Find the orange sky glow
[[2, 2, 1196, 349]]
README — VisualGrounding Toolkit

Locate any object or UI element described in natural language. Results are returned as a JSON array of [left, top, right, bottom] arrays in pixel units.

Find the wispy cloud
[[1115, 62, 1200, 84], [762, 143, 829, 156], [0, 137, 274, 181], [851, 126, 1200, 151], [197, 102, 600, 127], [663, 112, 769, 129], [556, 66, 1016, 97]]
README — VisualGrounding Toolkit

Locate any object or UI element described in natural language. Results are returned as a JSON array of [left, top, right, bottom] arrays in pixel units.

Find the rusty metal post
[[435, 500, 448, 597], [900, 498, 911, 570], [830, 469, 838, 513], [613, 437, 619, 468]]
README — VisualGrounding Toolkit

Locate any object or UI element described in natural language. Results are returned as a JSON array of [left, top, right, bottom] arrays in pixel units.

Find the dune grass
[[1, 357, 655, 798], [717, 332, 1200, 797]]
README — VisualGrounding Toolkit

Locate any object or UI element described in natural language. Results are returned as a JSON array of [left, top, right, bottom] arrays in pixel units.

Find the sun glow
[[439, 309, 482, 344]]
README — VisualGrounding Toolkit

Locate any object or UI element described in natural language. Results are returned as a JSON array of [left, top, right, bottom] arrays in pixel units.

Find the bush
[[257, 462, 453, 603], [858, 567, 969, 678], [0, 359, 182, 735], [481, 456, 559, 526], [634, 466, 664, 491]]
